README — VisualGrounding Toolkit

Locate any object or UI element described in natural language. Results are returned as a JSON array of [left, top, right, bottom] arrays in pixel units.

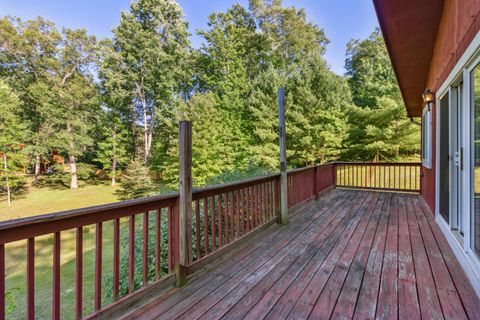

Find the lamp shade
[[422, 89, 435, 103]]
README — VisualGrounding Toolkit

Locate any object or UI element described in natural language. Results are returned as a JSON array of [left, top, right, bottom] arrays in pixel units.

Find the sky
[[0, 0, 379, 75]]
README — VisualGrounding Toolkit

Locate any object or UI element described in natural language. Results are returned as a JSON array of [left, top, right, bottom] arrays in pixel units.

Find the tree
[[161, 93, 237, 187], [101, 0, 191, 165], [118, 159, 156, 200], [95, 111, 130, 186], [344, 30, 420, 161], [196, 5, 262, 169], [0, 17, 61, 182], [48, 29, 99, 189], [0, 80, 28, 206], [249, 0, 329, 76], [345, 29, 399, 108]]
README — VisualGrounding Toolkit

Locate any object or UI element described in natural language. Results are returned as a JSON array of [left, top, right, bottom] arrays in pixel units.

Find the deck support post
[[278, 88, 288, 225], [176, 121, 192, 287]]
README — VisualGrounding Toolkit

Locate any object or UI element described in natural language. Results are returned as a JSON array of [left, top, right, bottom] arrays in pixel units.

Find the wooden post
[[176, 121, 192, 287], [278, 88, 288, 225]]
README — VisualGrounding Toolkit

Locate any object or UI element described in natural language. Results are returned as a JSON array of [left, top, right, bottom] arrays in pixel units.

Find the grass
[[1, 180, 124, 319], [0, 181, 121, 221]]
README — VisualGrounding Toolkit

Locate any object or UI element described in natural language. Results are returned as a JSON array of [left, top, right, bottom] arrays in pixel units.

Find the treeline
[[0, 0, 419, 205]]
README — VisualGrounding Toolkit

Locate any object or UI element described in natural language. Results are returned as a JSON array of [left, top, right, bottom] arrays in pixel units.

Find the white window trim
[[422, 105, 433, 169]]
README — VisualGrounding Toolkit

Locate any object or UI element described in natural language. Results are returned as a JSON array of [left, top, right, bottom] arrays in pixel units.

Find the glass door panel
[[471, 65, 480, 257], [439, 93, 450, 223]]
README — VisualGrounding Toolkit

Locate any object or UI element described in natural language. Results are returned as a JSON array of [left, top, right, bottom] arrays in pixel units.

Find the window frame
[[422, 105, 433, 169]]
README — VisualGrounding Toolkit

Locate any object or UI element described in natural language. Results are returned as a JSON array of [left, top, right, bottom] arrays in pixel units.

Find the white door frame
[[434, 31, 480, 296]]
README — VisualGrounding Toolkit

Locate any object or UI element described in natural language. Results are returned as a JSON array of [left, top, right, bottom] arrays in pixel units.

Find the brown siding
[[422, 0, 480, 213]]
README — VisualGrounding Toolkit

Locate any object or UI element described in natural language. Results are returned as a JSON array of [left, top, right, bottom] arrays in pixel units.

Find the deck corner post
[[176, 120, 192, 287], [278, 87, 288, 225], [313, 165, 319, 199]]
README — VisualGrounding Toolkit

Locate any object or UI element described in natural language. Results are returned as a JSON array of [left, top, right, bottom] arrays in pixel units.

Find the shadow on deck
[[117, 189, 480, 320]]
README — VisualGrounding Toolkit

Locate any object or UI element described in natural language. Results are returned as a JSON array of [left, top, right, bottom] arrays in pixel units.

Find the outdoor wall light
[[422, 89, 435, 111]]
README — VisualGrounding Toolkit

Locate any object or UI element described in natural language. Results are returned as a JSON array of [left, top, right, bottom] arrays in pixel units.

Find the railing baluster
[[203, 198, 209, 255], [114, 218, 120, 298], [155, 210, 161, 280], [95, 222, 102, 310], [235, 191, 240, 238], [246, 187, 251, 232], [211, 197, 216, 250], [129, 215, 135, 293], [143, 212, 149, 286], [0, 244, 4, 320], [254, 185, 258, 227], [76, 227, 83, 320], [225, 193, 229, 244], [195, 200, 201, 259], [167, 207, 173, 273], [27, 237, 34, 320], [240, 188, 245, 234], [230, 192, 235, 240], [53, 232, 60, 320], [218, 194, 223, 247]]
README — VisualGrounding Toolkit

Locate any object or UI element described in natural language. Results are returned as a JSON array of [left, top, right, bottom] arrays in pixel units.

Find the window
[[422, 105, 432, 168]]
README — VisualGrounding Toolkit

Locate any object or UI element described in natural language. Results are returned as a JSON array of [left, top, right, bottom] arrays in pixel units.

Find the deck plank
[[376, 193, 399, 319], [353, 193, 391, 320], [329, 192, 385, 319], [307, 193, 382, 319], [120, 190, 480, 320], [411, 196, 468, 320], [179, 191, 370, 320], [397, 195, 420, 320], [132, 191, 342, 319], [406, 196, 444, 320], [263, 192, 376, 320], [419, 199, 480, 320], [221, 194, 380, 320]]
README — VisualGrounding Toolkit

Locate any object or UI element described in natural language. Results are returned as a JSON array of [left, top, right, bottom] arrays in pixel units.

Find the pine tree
[[119, 159, 156, 200], [344, 30, 420, 161], [161, 93, 236, 187]]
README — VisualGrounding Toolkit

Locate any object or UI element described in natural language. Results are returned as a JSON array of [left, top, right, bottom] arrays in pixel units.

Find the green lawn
[[1, 182, 121, 221], [1, 181, 124, 319]]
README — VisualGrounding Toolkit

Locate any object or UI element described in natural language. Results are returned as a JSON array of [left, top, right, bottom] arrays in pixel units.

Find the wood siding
[[422, 0, 480, 213]]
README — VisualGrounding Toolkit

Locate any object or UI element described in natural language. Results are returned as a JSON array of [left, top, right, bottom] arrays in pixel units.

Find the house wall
[[421, 0, 480, 213]]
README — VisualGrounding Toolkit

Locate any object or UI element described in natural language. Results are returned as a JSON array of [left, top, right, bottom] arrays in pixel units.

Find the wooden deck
[[122, 189, 480, 320]]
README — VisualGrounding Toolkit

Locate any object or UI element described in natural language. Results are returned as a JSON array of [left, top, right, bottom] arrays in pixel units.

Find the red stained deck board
[[123, 190, 479, 320]]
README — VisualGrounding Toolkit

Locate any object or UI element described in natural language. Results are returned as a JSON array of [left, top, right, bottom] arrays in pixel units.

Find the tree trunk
[[3, 154, 11, 207], [111, 157, 117, 186], [34, 155, 41, 182], [69, 154, 78, 189], [66, 119, 78, 189]]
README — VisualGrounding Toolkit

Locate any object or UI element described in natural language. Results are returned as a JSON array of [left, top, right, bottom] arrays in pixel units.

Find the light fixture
[[422, 89, 435, 111]]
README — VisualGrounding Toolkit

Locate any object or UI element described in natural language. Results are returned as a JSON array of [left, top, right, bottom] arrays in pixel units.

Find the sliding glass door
[[471, 63, 480, 257]]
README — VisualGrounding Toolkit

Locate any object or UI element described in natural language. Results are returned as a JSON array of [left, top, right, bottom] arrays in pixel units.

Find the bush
[[40, 163, 97, 188], [102, 212, 170, 300]]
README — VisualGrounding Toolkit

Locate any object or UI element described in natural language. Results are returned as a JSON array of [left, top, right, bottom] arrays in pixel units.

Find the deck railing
[[0, 161, 422, 319], [334, 162, 421, 193], [0, 164, 335, 320]]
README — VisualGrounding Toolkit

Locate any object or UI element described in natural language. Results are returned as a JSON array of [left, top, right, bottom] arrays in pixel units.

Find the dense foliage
[[0, 0, 420, 206]]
